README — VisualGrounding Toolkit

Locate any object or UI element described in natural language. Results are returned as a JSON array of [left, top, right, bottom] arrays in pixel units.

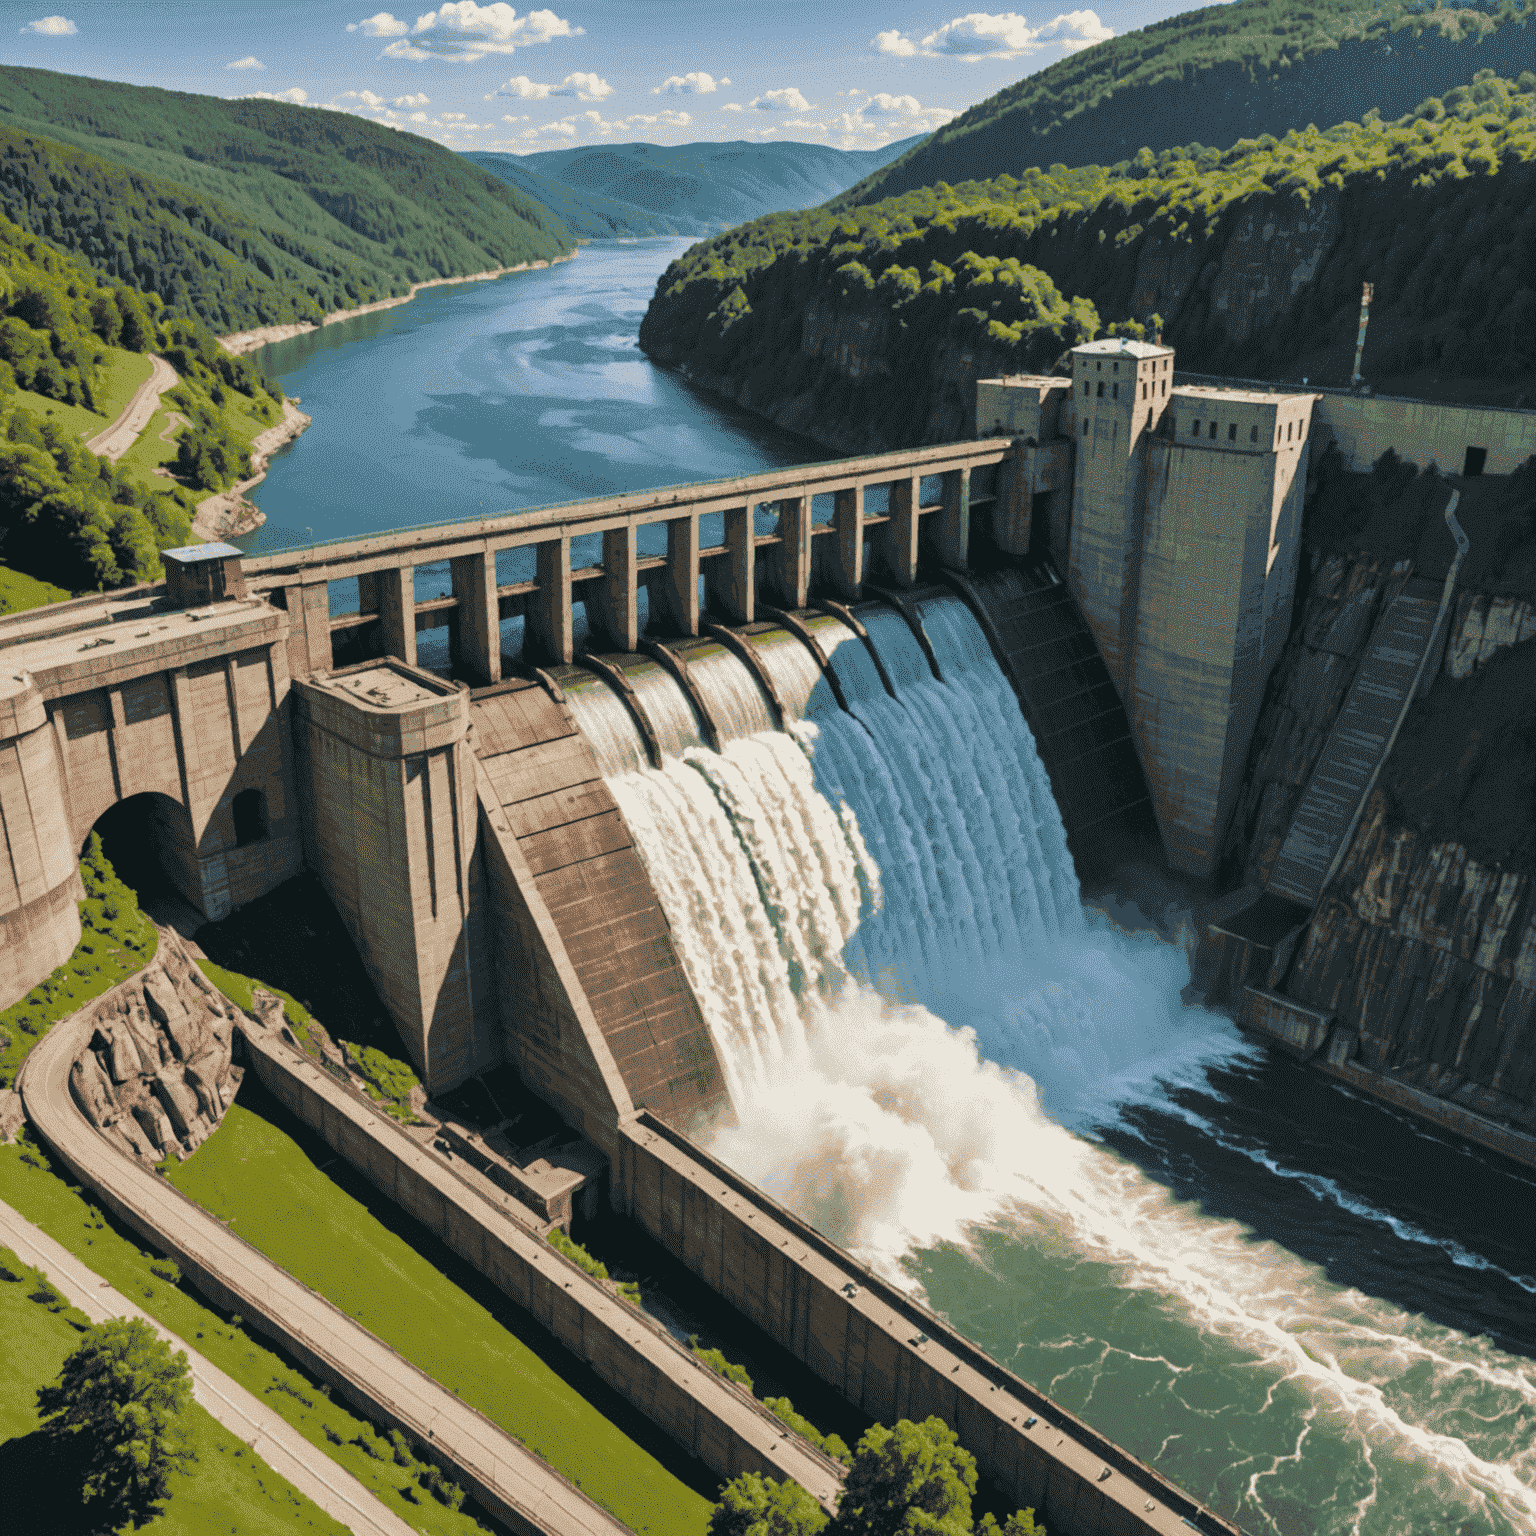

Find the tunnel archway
[[87, 791, 199, 918]]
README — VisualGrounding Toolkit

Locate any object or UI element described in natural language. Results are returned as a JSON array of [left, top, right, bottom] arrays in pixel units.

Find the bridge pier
[[530, 537, 573, 663], [449, 550, 501, 685], [708, 505, 755, 623], [831, 484, 863, 600], [592, 527, 639, 651], [764, 494, 812, 610], [659, 513, 700, 636]]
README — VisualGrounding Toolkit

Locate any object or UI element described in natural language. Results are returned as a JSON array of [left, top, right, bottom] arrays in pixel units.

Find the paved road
[[0, 1198, 418, 1536], [19, 1009, 635, 1536], [85, 354, 180, 460]]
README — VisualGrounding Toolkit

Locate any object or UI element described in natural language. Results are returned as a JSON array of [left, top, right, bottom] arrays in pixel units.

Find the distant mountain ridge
[[835, 0, 1535, 206], [0, 65, 570, 334], [467, 137, 924, 239]]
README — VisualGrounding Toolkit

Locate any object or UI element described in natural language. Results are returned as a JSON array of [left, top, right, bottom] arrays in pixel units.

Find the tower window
[[1209, 421, 1217, 439], [1191, 419, 1200, 435], [1147, 408, 1154, 428], [233, 788, 267, 848], [1161, 380, 1166, 396], [1250, 425, 1258, 443], [1113, 361, 1119, 373], [1142, 383, 1148, 400], [1228, 422, 1237, 441], [1083, 419, 1089, 436], [1287, 421, 1293, 441], [1083, 381, 1090, 397], [1112, 383, 1118, 400]]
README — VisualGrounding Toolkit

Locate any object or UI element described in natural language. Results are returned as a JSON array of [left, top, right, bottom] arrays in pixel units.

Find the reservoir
[[247, 240, 1536, 1535]]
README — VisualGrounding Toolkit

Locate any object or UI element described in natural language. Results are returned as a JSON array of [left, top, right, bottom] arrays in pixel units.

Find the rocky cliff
[[66, 928, 243, 1166], [1223, 452, 1536, 1138]]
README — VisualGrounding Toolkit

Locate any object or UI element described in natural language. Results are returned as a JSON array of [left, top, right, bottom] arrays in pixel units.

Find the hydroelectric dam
[[5, 338, 1536, 1536]]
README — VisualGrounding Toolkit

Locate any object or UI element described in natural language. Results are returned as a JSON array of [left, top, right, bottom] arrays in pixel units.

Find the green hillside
[[836, 0, 1534, 207], [0, 66, 571, 335], [641, 71, 1536, 448]]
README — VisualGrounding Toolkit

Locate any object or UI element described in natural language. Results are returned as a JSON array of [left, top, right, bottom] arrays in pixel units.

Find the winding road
[[85, 354, 180, 461], [18, 1007, 635, 1536]]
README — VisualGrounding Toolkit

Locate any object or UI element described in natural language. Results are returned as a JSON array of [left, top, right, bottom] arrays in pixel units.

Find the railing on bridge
[[241, 440, 1018, 683]]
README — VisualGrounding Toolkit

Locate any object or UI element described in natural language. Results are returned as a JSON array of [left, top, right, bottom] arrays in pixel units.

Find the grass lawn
[[0, 560, 72, 612], [166, 1088, 715, 1536], [114, 383, 279, 510], [0, 836, 158, 1091], [0, 1249, 350, 1536], [0, 1137, 498, 1536]]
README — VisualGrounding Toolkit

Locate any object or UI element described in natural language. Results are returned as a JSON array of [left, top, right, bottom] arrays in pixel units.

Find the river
[[246, 240, 1536, 1536]]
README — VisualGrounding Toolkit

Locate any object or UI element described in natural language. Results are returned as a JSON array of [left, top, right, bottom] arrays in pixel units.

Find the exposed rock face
[[68, 928, 243, 1165]]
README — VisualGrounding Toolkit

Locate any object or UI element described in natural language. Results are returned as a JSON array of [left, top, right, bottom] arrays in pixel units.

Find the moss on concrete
[[166, 1089, 713, 1535], [0, 1246, 350, 1536], [0, 834, 157, 1090]]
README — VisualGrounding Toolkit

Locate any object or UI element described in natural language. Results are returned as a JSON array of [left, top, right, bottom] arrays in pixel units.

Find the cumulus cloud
[[363, 3, 582, 62], [555, 71, 611, 100], [654, 71, 726, 95], [20, 14, 76, 33], [861, 91, 922, 116], [748, 86, 812, 112], [491, 73, 554, 97], [247, 87, 310, 103], [874, 9, 1111, 60], [821, 90, 958, 148], [348, 10, 409, 34], [225, 55, 265, 70], [720, 102, 743, 112], [394, 91, 430, 106], [521, 106, 693, 142]]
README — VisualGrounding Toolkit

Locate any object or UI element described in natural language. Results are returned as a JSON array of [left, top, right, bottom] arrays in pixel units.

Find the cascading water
[[591, 597, 1536, 1535]]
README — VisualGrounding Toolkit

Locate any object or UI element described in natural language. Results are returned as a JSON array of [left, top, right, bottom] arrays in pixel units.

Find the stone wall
[[613, 1113, 1240, 1536]]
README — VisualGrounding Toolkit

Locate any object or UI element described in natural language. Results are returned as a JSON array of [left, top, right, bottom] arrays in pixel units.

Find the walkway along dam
[[5, 339, 1536, 1534]]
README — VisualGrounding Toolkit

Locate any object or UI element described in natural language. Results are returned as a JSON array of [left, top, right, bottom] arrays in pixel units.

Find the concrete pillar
[[707, 506, 754, 623], [449, 550, 501, 685], [278, 581, 332, 679], [766, 494, 812, 610], [378, 566, 417, 668], [529, 536, 573, 663], [992, 445, 1032, 556], [658, 512, 700, 636], [832, 484, 863, 600], [934, 467, 970, 570], [356, 571, 382, 617], [884, 475, 920, 586], [590, 525, 639, 652]]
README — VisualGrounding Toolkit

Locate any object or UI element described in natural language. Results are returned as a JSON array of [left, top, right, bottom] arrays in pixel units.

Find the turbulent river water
[[250, 241, 1536, 1536]]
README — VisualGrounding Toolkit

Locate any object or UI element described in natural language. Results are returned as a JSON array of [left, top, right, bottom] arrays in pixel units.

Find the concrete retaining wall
[[613, 1113, 1242, 1536], [238, 1012, 844, 1509]]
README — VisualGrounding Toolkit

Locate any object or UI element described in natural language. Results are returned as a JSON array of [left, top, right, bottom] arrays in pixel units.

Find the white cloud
[[554, 71, 612, 100], [20, 14, 76, 33], [875, 10, 1111, 60], [749, 86, 812, 112], [490, 73, 553, 97], [376, 3, 582, 61], [348, 10, 409, 35], [394, 91, 430, 106], [225, 55, 265, 70], [443, 111, 467, 119], [720, 102, 743, 112], [861, 91, 922, 117], [627, 109, 692, 128], [784, 118, 827, 132], [247, 87, 310, 103], [501, 112, 529, 121], [533, 119, 577, 137], [654, 71, 725, 95]]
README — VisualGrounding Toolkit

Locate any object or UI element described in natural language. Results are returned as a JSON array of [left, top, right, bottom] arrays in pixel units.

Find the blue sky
[[10, 0, 1193, 154]]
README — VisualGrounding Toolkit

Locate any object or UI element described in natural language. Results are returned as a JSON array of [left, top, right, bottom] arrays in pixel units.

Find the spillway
[[560, 597, 1536, 1536]]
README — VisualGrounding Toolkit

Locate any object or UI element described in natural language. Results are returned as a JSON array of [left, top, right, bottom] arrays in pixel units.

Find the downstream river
[[246, 241, 1536, 1536]]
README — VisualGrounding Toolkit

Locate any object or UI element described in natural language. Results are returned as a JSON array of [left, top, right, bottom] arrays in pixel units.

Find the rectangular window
[[1228, 423, 1237, 441], [1287, 421, 1292, 441], [1142, 383, 1148, 400], [1097, 381, 1104, 397], [1083, 381, 1090, 396], [1161, 380, 1166, 396], [1250, 425, 1259, 443], [1112, 383, 1119, 399], [1191, 419, 1200, 435], [1209, 421, 1217, 439]]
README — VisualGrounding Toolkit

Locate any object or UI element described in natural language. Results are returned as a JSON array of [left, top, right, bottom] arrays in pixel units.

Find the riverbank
[[191, 399, 312, 542], [217, 253, 579, 357]]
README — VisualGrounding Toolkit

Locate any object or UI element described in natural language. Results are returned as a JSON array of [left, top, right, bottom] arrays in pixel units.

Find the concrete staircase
[[1265, 578, 1444, 906]]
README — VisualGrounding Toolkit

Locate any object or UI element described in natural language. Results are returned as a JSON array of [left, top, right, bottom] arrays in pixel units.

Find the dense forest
[[641, 70, 1536, 449], [0, 217, 279, 588], [0, 66, 572, 335], [838, 0, 1535, 206]]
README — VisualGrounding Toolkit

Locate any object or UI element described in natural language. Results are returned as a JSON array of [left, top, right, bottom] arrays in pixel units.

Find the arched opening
[[87, 791, 197, 918]]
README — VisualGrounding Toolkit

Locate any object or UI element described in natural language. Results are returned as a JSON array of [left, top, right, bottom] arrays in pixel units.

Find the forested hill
[[640, 72, 1536, 453], [835, 0, 1534, 207], [469, 137, 924, 239], [0, 66, 571, 335]]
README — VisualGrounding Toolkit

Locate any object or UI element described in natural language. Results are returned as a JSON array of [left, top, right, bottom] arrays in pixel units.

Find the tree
[[831, 1417, 977, 1536], [978, 1513, 1043, 1536], [37, 1315, 196, 1529], [710, 1472, 830, 1536]]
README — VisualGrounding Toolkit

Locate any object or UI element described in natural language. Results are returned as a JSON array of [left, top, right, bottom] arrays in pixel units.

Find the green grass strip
[[166, 1096, 712, 1534], [0, 1137, 491, 1535], [0, 1248, 350, 1536], [0, 834, 158, 1091], [0, 560, 72, 612]]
